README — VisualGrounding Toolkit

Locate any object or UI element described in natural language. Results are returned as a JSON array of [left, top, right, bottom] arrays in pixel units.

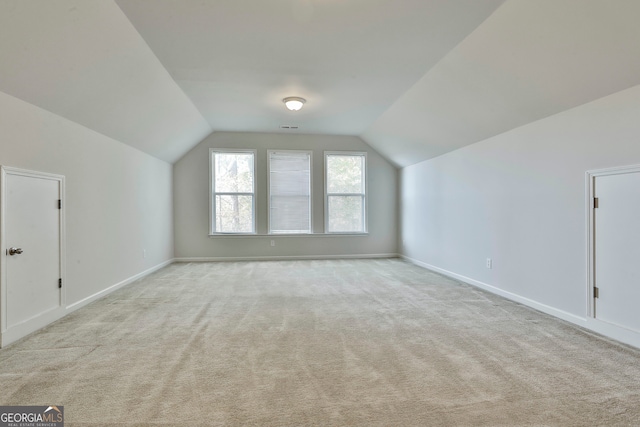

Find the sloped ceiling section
[[114, 0, 505, 138], [0, 1, 211, 163], [2, 1, 639, 168], [362, 0, 640, 167]]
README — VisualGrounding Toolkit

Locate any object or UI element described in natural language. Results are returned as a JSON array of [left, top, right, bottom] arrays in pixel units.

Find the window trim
[[267, 149, 313, 235], [209, 148, 257, 235], [324, 151, 368, 234]]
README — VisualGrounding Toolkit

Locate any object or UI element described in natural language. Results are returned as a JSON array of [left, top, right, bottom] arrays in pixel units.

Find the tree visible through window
[[211, 150, 255, 233], [325, 152, 366, 233]]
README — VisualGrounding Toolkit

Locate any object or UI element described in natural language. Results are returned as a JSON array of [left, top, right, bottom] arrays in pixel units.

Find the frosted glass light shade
[[283, 97, 306, 111]]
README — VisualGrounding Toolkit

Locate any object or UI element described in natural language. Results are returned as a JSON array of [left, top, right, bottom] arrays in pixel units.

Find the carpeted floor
[[1, 259, 640, 426]]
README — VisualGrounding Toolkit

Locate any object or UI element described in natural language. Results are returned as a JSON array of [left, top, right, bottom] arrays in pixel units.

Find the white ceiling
[[114, 0, 504, 139], [362, 0, 640, 166], [1, 1, 640, 166], [0, 1, 212, 163]]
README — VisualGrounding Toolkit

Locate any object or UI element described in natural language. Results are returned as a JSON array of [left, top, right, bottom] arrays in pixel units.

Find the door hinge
[[58, 278, 62, 289], [594, 286, 599, 298], [593, 197, 599, 208], [58, 199, 62, 209]]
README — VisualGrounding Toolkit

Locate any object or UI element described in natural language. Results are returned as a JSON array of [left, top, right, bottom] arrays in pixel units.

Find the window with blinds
[[268, 150, 312, 234]]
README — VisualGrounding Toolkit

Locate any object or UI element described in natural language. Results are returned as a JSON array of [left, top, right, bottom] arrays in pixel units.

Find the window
[[325, 152, 367, 233], [210, 149, 256, 234], [268, 150, 312, 234]]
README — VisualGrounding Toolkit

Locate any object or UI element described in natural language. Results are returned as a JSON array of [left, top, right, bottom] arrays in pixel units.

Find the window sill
[[208, 233, 369, 238]]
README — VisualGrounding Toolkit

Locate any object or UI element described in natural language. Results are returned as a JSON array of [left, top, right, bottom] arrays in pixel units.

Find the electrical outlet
[[486, 258, 492, 269], [270, 240, 275, 247], [143, 249, 147, 259]]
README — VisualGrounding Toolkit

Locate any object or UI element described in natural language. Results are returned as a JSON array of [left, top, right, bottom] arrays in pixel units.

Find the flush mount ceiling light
[[283, 97, 306, 111]]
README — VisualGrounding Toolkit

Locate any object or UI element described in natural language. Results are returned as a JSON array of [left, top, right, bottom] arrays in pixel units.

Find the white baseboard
[[584, 318, 640, 349], [402, 255, 586, 326], [1, 307, 67, 348], [400, 255, 586, 325], [1, 259, 175, 348], [175, 253, 399, 262], [66, 259, 175, 312], [401, 255, 640, 350]]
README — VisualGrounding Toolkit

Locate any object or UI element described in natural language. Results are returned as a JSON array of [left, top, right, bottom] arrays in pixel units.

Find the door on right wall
[[594, 171, 640, 333]]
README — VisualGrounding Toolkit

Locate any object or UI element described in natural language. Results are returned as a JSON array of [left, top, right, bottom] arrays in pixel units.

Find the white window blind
[[268, 150, 312, 234]]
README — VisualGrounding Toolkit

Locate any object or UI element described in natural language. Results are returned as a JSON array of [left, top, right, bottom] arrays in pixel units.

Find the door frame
[[0, 166, 66, 346], [586, 163, 640, 320]]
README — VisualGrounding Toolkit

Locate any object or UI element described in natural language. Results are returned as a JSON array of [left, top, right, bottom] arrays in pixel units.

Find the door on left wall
[[1, 166, 65, 347]]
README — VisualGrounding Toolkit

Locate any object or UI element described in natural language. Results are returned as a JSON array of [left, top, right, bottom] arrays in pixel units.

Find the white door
[[594, 171, 640, 332], [1, 166, 65, 346]]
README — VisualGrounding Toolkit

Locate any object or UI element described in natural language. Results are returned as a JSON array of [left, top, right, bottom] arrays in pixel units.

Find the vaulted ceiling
[[1, 1, 640, 167]]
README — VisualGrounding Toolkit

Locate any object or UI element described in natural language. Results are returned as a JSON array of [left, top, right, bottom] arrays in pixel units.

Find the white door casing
[[0, 166, 66, 347], [588, 165, 640, 333]]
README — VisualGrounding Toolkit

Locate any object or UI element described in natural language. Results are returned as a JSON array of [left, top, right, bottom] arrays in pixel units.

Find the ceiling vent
[[280, 125, 299, 130]]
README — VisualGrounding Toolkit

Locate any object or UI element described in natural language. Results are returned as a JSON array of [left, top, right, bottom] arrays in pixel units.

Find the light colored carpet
[[1, 259, 640, 426]]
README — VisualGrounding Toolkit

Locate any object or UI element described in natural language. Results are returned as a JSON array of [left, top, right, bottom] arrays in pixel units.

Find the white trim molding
[[324, 151, 368, 234], [401, 254, 640, 350], [176, 254, 399, 263], [209, 148, 258, 235], [1, 257, 174, 348], [401, 255, 584, 325], [0, 166, 66, 348], [585, 164, 640, 317], [66, 259, 174, 312], [583, 163, 640, 349]]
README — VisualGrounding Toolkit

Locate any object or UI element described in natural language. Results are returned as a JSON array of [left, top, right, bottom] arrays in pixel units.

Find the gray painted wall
[[0, 90, 174, 306], [174, 132, 398, 259], [400, 83, 640, 322]]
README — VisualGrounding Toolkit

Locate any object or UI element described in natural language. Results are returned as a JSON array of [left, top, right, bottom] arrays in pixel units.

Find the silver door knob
[[8, 247, 23, 255]]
